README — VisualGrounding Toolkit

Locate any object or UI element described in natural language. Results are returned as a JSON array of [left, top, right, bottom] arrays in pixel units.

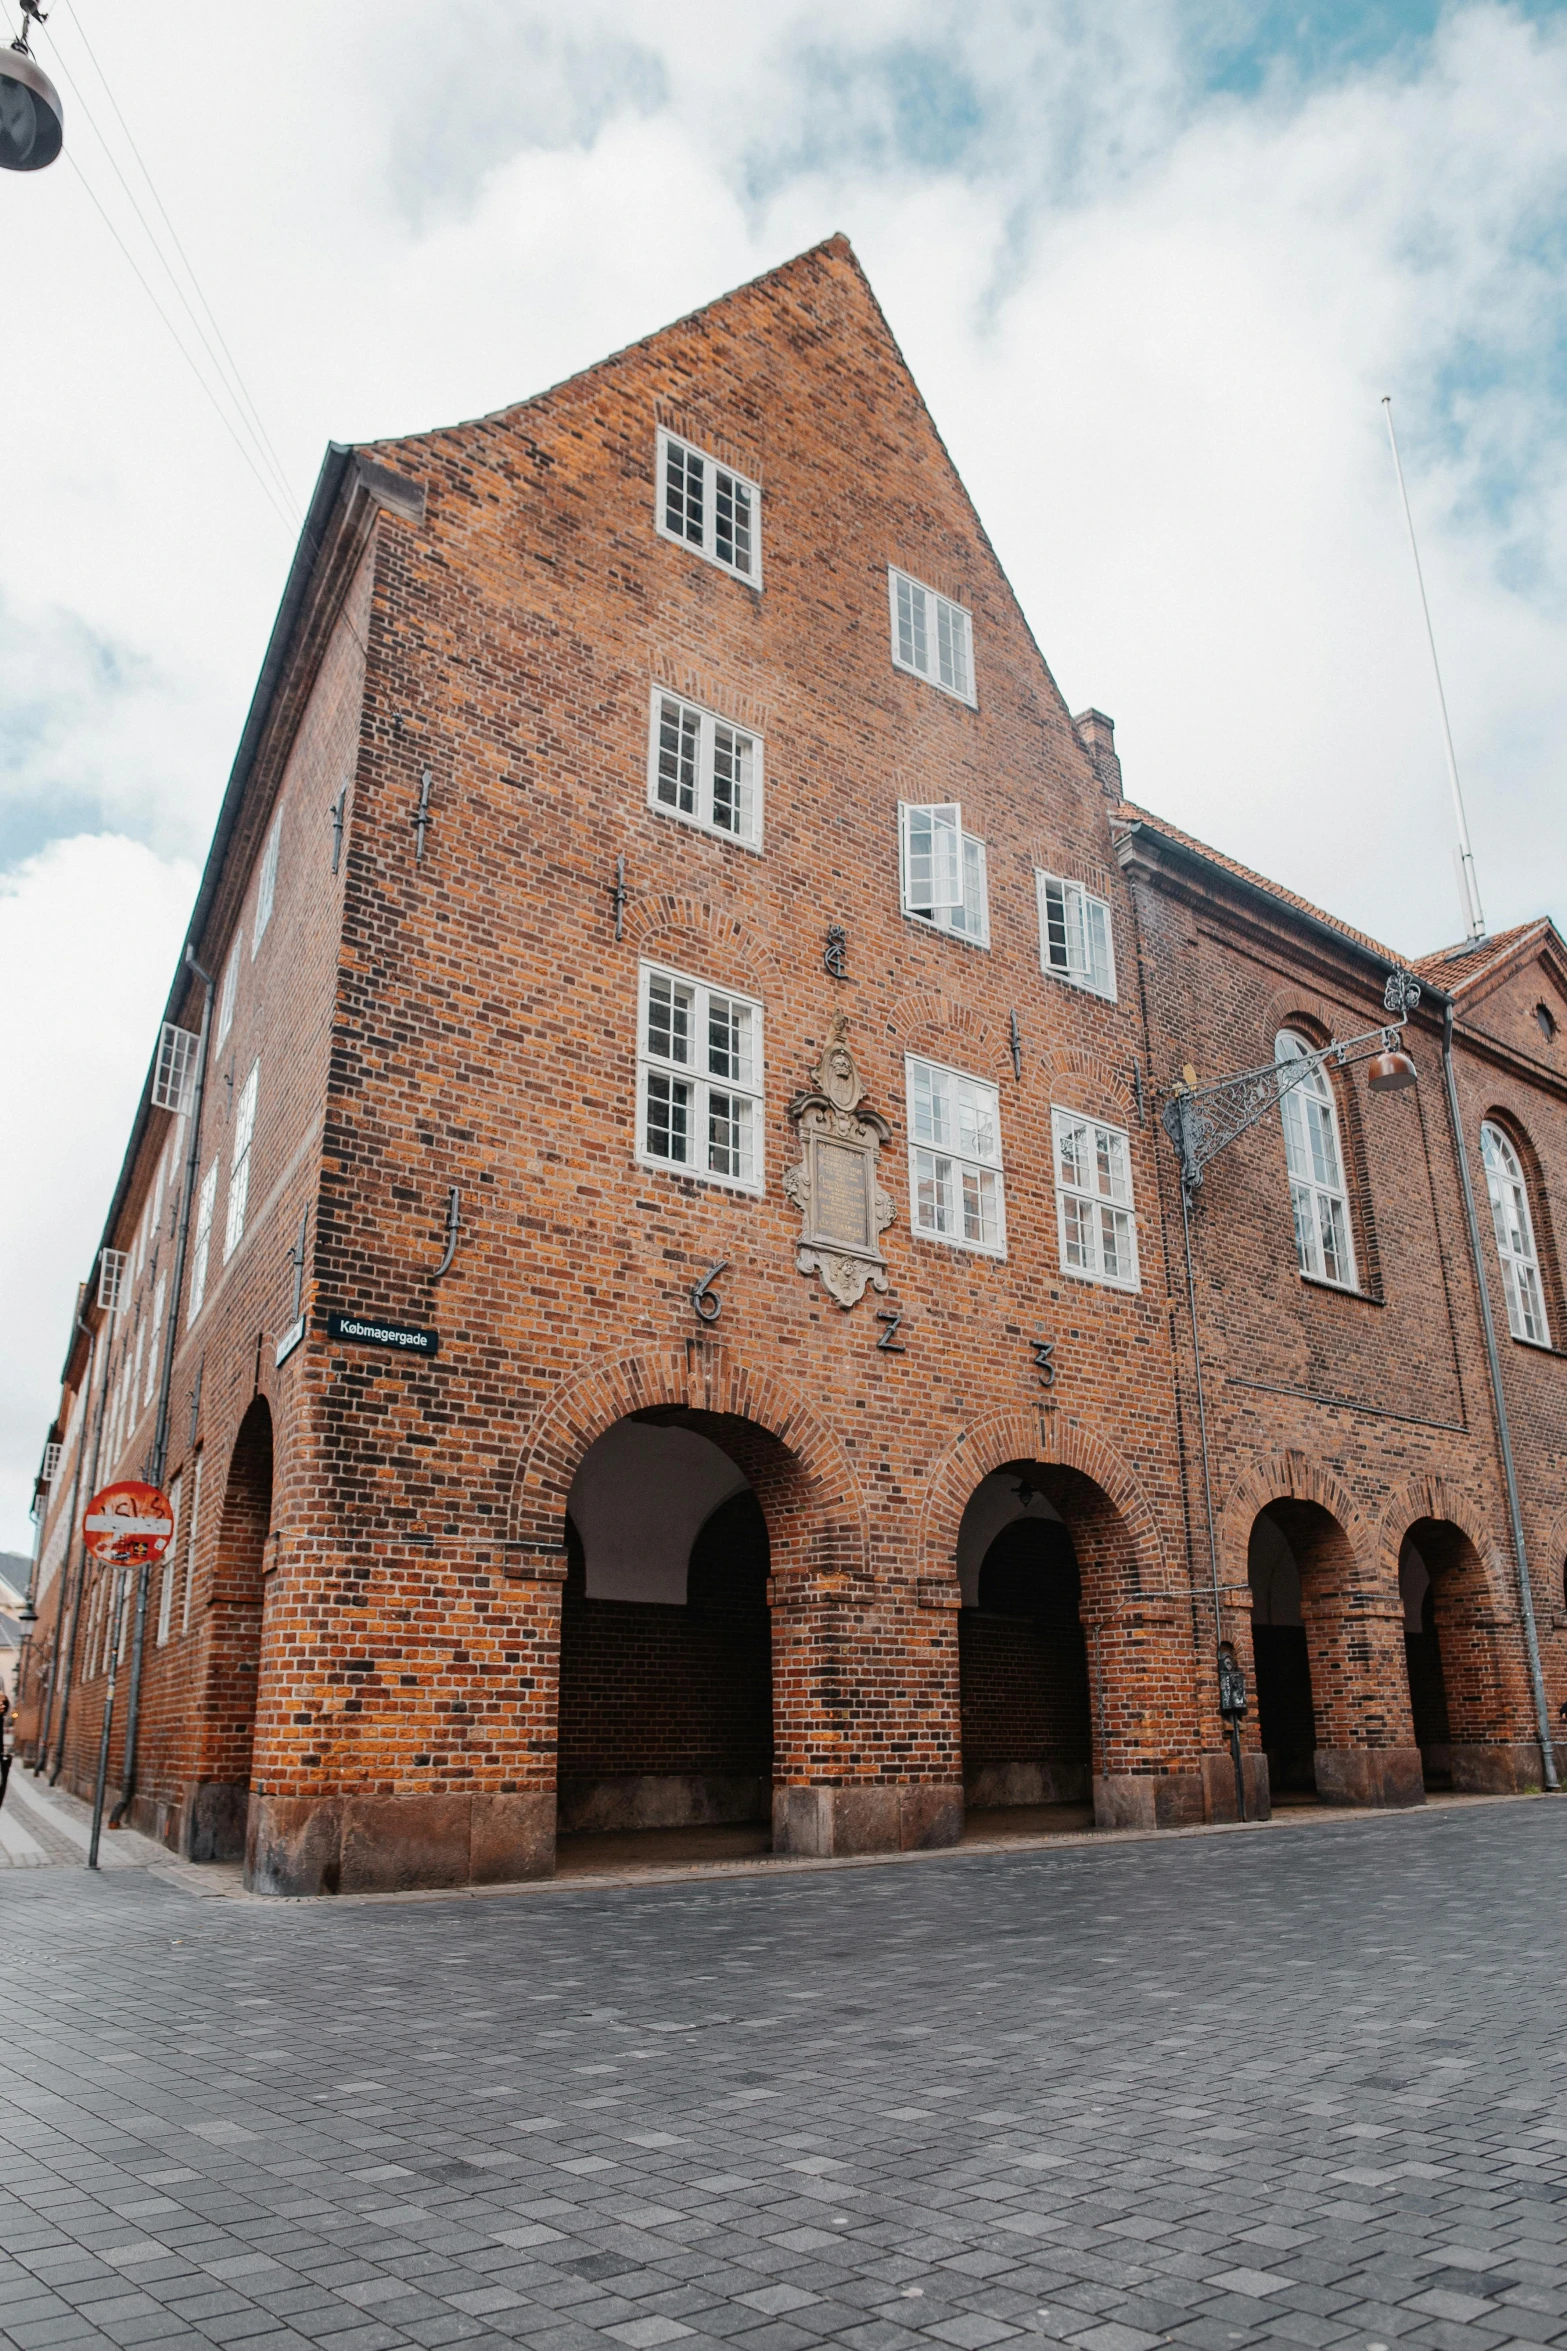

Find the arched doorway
[[189, 1396, 271, 1862], [1400, 1530, 1452, 1789], [1248, 1508, 1316, 1798], [1247, 1496, 1423, 1807], [556, 1412, 773, 1867], [957, 1463, 1097, 1836]]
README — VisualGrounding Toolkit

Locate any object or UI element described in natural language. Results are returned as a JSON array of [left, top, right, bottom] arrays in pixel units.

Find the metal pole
[[88, 1566, 130, 1868], [1440, 1003, 1557, 1788], [50, 1303, 114, 1782], [1382, 397, 1486, 943], [113, 958, 214, 1828]]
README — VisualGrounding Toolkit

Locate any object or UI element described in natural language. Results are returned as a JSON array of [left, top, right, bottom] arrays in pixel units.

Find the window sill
[[647, 799, 764, 856], [904, 910, 990, 951], [1040, 963, 1117, 1004], [635, 1154, 765, 1201], [654, 519, 762, 592], [1060, 1265, 1142, 1297], [1299, 1273, 1383, 1305], [910, 1226, 1007, 1263], [1506, 1331, 1561, 1355], [889, 653, 977, 710]]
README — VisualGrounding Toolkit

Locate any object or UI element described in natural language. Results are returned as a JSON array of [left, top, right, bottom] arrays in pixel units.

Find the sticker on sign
[[82, 1480, 176, 1566]]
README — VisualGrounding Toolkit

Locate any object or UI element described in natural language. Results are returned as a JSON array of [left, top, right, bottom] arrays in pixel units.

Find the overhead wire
[[56, 0, 300, 517], [5, 2, 381, 677], [7, 2, 301, 527]]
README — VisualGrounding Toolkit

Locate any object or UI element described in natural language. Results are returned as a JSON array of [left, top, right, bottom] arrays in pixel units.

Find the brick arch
[[1375, 1475, 1507, 1600], [505, 1343, 868, 1587], [621, 892, 786, 1007], [884, 991, 1011, 1087], [1537, 1506, 1567, 1624], [1218, 1449, 1368, 1596], [1038, 1045, 1136, 1122], [917, 1406, 1169, 1600]]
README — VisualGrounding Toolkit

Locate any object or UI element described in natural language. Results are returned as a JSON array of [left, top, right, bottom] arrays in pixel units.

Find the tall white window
[[656, 432, 760, 584], [1276, 1031, 1356, 1289], [907, 1056, 1005, 1256], [888, 569, 975, 706], [253, 815, 281, 953], [143, 1272, 166, 1404], [1481, 1122, 1551, 1345], [899, 803, 989, 946], [647, 690, 762, 846], [182, 1452, 203, 1633], [637, 963, 764, 1192], [1038, 872, 1116, 1000], [224, 1059, 259, 1261], [157, 1471, 181, 1646], [188, 1161, 218, 1324], [216, 938, 241, 1049], [1053, 1108, 1140, 1290]]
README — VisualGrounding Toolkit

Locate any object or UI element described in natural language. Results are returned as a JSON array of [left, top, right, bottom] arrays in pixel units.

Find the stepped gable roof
[[1113, 802, 1409, 972], [1412, 919, 1556, 995]]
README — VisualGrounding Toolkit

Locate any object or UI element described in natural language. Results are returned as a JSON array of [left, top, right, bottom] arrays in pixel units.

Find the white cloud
[[3, 0, 1565, 1539], [0, 836, 195, 1547]]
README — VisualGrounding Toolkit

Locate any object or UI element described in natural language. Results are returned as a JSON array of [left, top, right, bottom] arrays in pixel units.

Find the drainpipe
[[50, 1292, 115, 1783], [30, 1320, 94, 1771], [112, 952, 214, 1831], [1440, 1001, 1558, 1790]]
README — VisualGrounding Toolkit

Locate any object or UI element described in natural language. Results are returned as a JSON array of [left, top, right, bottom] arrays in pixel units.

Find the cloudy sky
[[3, 0, 1565, 1549]]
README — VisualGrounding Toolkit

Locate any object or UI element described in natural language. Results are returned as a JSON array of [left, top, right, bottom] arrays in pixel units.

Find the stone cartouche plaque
[[783, 1016, 895, 1309]]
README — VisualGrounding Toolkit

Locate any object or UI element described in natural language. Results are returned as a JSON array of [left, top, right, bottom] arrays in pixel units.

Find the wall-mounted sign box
[[275, 1316, 306, 1367], [326, 1311, 439, 1359]]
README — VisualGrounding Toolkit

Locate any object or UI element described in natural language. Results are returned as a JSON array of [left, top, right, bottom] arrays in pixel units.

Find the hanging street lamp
[[1, 1, 63, 172]]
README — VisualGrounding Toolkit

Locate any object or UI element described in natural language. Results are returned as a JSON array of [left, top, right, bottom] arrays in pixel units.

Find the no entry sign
[[82, 1480, 175, 1567]]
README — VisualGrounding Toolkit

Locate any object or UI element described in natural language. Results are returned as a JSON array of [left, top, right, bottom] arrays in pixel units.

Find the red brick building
[[16, 239, 1565, 1893]]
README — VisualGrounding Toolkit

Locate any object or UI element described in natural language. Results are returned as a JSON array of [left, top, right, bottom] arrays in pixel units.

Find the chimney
[[1073, 708, 1122, 800]]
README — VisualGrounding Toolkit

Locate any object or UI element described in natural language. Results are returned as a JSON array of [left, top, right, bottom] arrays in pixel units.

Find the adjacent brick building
[[15, 238, 1565, 1894]]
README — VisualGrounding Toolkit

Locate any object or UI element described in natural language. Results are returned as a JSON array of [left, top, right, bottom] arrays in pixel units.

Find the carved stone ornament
[[783, 1015, 896, 1309]]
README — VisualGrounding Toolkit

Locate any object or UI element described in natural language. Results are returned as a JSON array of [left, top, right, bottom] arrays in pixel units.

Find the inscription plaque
[[813, 1140, 871, 1252], [783, 1016, 895, 1310]]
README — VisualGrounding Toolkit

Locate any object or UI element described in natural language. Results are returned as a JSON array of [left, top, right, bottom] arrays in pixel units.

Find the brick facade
[[15, 238, 1565, 1892]]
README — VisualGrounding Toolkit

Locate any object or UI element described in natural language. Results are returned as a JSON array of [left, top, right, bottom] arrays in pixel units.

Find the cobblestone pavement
[[4, 1797, 1567, 2351]]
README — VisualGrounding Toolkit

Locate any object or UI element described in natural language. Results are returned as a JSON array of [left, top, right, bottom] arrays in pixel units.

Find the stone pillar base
[[772, 1782, 963, 1858], [1314, 1746, 1425, 1808], [245, 1790, 557, 1896], [1449, 1741, 1550, 1795], [1093, 1771, 1210, 1830], [183, 1780, 250, 1863], [1199, 1750, 1272, 1824]]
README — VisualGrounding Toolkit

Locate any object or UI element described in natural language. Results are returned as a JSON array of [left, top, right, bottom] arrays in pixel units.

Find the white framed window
[[143, 1273, 166, 1404], [188, 1161, 218, 1325], [1038, 872, 1116, 1001], [1053, 1108, 1140, 1290], [888, 569, 975, 706], [906, 1055, 1005, 1257], [157, 1471, 181, 1647], [224, 1059, 259, 1262], [1481, 1122, 1551, 1345], [647, 689, 763, 847], [656, 431, 761, 585], [253, 815, 281, 953], [1276, 1031, 1357, 1290], [899, 803, 989, 946], [636, 962, 764, 1193], [182, 1452, 202, 1634], [216, 938, 241, 1049]]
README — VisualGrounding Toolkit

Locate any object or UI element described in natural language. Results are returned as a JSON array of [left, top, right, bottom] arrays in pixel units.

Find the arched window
[[1276, 1030, 1357, 1288], [1480, 1122, 1551, 1345]]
